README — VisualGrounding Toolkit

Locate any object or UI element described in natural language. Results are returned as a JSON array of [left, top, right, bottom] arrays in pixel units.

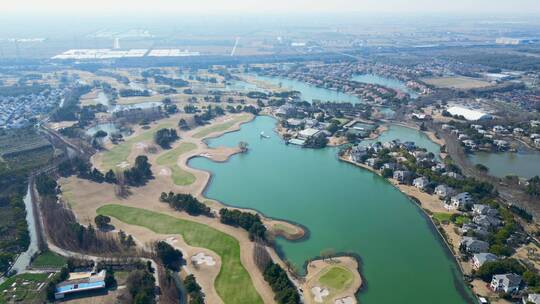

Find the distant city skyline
[[2, 0, 540, 15]]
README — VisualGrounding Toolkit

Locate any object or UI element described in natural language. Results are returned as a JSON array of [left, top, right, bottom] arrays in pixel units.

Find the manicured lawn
[[156, 142, 197, 185], [0, 273, 49, 304], [432, 212, 452, 224], [101, 122, 173, 170], [31, 250, 67, 268], [318, 266, 353, 290], [453, 215, 470, 226], [97, 204, 263, 304], [192, 114, 250, 139]]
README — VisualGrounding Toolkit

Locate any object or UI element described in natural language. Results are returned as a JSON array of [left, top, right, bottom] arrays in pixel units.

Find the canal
[[189, 116, 475, 304]]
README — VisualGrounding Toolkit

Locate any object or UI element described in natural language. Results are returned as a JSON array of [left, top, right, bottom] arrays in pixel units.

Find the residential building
[[460, 236, 489, 253], [443, 172, 464, 180], [449, 192, 473, 210], [351, 145, 369, 163], [472, 253, 498, 269], [490, 273, 522, 293], [413, 177, 429, 190], [524, 293, 540, 304], [393, 170, 412, 184], [472, 204, 499, 217], [473, 215, 501, 229], [435, 184, 455, 198]]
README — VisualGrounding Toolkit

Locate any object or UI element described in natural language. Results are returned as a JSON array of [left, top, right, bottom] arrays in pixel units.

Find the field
[[432, 212, 452, 224], [100, 122, 173, 170], [318, 266, 353, 290], [422, 76, 492, 89], [31, 250, 67, 268], [97, 204, 263, 304], [193, 114, 250, 139], [155, 142, 197, 185], [0, 273, 49, 304]]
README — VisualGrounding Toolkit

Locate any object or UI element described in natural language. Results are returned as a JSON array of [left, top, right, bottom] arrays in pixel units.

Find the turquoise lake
[[352, 74, 419, 98], [189, 116, 475, 304], [253, 75, 363, 104]]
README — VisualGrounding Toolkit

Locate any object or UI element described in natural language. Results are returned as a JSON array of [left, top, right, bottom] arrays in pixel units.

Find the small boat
[[260, 131, 270, 139]]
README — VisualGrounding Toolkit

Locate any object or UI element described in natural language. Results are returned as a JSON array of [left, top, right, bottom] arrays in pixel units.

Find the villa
[[443, 171, 464, 180], [472, 253, 498, 269], [393, 170, 413, 184], [472, 204, 499, 217], [448, 192, 473, 210], [435, 184, 455, 198], [524, 294, 540, 304], [473, 215, 501, 229], [350, 146, 368, 162], [412, 177, 429, 190], [460, 237, 489, 253], [490, 273, 522, 293]]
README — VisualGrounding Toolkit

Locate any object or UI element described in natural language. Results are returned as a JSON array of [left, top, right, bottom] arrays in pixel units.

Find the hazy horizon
[[2, 0, 540, 15]]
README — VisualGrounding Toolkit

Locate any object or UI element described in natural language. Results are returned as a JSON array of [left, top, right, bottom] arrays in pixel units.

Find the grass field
[[97, 204, 263, 304], [422, 76, 492, 89], [318, 266, 353, 290], [0, 273, 49, 304], [432, 212, 452, 224], [192, 114, 250, 139], [31, 250, 67, 268], [156, 142, 197, 185], [101, 122, 173, 170]]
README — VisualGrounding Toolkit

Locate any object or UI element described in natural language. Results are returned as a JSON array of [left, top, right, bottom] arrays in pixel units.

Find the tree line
[[159, 192, 211, 216], [36, 174, 137, 256], [219, 208, 267, 242], [263, 263, 300, 304]]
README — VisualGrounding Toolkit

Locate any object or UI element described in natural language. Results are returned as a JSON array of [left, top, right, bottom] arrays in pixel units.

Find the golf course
[[156, 142, 197, 185], [97, 204, 263, 304]]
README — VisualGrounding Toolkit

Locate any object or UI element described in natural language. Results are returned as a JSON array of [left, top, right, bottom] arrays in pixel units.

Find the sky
[[2, 0, 540, 15]]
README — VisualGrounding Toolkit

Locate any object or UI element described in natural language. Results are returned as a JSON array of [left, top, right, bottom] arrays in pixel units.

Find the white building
[[447, 106, 492, 121], [472, 253, 498, 269], [490, 273, 521, 293]]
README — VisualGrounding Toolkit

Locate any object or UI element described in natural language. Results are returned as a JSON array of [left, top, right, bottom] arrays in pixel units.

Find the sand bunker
[[166, 237, 178, 244], [116, 161, 130, 168], [159, 168, 171, 176], [135, 142, 148, 149], [335, 297, 355, 304], [190, 252, 216, 266], [311, 286, 330, 303]]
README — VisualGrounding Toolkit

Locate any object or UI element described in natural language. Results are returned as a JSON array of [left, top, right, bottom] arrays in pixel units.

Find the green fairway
[[31, 250, 67, 268], [101, 122, 173, 170], [193, 114, 250, 139], [319, 266, 353, 290], [156, 142, 197, 185], [97, 204, 263, 304]]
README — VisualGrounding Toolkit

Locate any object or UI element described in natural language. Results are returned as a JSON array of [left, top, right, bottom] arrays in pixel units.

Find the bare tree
[[115, 168, 129, 198]]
